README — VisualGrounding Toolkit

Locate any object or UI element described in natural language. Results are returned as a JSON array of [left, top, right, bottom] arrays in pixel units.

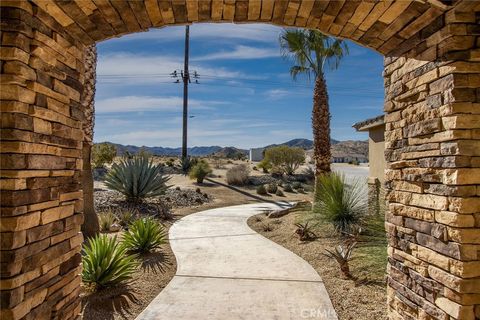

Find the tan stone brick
[[450, 260, 480, 278], [1, 169, 51, 178], [0, 47, 29, 64], [27, 82, 70, 104], [0, 179, 27, 190], [447, 227, 480, 244], [443, 169, 480, 185], [442, 115, 480, 130], [443, 287, 480, 305], [414, 245, 450, 271], [435, 211, 475, 227], [40, 204, 74, 225], [448, 197, 480, 214], [26, 200, 60, 212], [59, 191, 82, 202], [0, 212, 40, 232], [409, 130, 472, 145], [0, 84, 36, 104], [435, 297, 475, 319], [0, 269, 41, 290], [429, 265, 480, 293], [0, 230, 26, 250]]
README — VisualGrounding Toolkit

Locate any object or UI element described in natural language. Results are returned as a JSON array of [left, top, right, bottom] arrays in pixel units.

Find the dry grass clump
[[226, 164, 250, 186]]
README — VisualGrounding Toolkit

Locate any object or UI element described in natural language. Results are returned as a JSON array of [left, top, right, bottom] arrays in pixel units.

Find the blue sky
[[95, 23, 384, 149]]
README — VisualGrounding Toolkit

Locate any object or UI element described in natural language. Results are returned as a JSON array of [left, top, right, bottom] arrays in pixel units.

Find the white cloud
[[265, 89, 290, 100], [192, 45, 279, 61], [95, 95, 225, 113], [96, 53, 264, 85], [112, 23, 282, 43]]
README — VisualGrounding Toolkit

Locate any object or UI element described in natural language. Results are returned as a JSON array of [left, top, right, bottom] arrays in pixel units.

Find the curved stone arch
[[0, 1, 479, 320]]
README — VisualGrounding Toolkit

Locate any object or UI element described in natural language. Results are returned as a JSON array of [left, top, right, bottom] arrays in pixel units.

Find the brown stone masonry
[[0, 1, 479, 319]]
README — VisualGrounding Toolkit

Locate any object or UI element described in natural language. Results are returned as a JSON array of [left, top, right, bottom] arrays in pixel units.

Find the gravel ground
[[247, 212, 387, 320]]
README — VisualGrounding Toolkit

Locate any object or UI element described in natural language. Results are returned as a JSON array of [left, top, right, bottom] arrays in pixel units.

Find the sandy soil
[[247, 211, 388, 320]]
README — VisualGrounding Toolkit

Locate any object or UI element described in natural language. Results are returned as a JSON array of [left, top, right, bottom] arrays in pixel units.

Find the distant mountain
[[264, 138, 340, 150], [104, 142, 245, 157], [331, 140, 368, 159], [210, 147, 248, 159]]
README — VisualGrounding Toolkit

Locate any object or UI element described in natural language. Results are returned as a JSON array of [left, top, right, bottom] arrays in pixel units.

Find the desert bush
[[275, 189, 285, 197], [349, 159, 360, 166], [257, 159, 271, 173], [117, 210, 136, 229], [292, 181, 303, 189], [82, 234, 138, 289], [302, 165, 315, 180], [314, 173, 366, 233], [123, 218, 167, 253], [283, 183, 294, 192], [98, 210, 117, 232], [226, 164, 250, 186], [181, 156, 197, 175], [92, 143, 116, 169], [266, 183, 277, 193], [324, 242, 357, 278], [262, 223, 273, 232], [104, 156, 170, 203], [256, 184, 268, 195], [263, 146, 305, 175], [252, 166, 258, 171], [297, 187, 305, 193], [189, 160, 212, 183]]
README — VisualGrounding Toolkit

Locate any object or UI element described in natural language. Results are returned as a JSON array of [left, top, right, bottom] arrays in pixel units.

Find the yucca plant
[[294, 221, 317, 241], [104, 155, 170, 203], [82, 234, 138, 290], [98, 210, 117, 232], [123, 218, 167, 253], [117, 209, 137, 229], [324, 242, 357, 278], [314, 173, 366, 233], [188, 159, 212, 183]]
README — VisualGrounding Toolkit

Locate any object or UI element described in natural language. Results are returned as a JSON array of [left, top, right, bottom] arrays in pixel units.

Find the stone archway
[[1, 1, 479, 319]]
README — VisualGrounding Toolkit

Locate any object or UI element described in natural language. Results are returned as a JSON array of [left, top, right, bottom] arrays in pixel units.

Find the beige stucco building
[[353, 115, 386, 214]]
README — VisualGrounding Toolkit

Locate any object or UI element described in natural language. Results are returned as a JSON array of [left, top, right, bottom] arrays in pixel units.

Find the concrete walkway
[[136, 203, 338, 320]]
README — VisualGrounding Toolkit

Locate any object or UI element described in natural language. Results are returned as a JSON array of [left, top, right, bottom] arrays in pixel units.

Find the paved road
[[136, 203, 338, 320]]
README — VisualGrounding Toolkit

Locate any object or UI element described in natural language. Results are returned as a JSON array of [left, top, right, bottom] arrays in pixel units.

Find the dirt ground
[[82, 160, 313, 319], [247, 211, 388, 320]]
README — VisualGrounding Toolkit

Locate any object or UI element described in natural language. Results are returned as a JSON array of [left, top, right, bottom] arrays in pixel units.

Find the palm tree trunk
[[81, 45, 99, 238], [312, 73, 331, 177]]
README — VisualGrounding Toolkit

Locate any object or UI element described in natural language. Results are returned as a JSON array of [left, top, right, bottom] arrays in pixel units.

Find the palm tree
[[279, 29, 348, 176], [81, 44, 99, 238]]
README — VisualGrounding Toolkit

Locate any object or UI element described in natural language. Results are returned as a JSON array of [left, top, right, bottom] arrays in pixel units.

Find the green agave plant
[[82, 234, 138, 289], [123, 218, 167, 253], [104, 155, 170, 203]]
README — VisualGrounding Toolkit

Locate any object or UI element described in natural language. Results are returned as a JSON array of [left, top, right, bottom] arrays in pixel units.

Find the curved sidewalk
[[136, 203, 338, 320]]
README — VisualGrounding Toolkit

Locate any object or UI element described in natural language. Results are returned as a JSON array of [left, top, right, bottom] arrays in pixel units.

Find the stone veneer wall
[[383, 7, 480, 319], [1, 2, 85, 319], [0, 1, 479, 320]]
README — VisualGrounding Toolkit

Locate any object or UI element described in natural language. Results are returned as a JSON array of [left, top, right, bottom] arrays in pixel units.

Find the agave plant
[[82, 234, 138, 289], [104, 155, 170, 203], [123, 218, 167, 253], [294, 221, 317, 241], [324, 242, 357, 278], [314, 172, 366, 233]]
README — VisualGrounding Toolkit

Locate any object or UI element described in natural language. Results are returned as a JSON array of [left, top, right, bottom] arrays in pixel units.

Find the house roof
[[352, 115, 385, 132]]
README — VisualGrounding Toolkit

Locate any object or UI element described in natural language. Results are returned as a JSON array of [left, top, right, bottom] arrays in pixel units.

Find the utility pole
[[181, 25, 189, 161], [170, 25, 199, 161]]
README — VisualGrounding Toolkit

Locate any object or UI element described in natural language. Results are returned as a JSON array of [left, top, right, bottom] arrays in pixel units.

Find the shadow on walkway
[[205, 178, 291, 209]]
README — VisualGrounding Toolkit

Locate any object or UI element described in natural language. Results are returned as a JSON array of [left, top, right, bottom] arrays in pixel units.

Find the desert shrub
[[266, 183, 277, 194], [189, 160, 212, 183], [297, 187, 305, 193], [123, 218, 167, 253], [314, 173, 366, 233], [98, 210, 117, 232], [257, 159, 271, 173], [92, 143, 116, 169], [283, 183, 293, 192], [263, 146, 305, 175], [275, 189, 285, 197], [302, 165, 315, 180], [292, 181, 303, 190], [262, 223, 273, 232], [226, 164, 250, 186], [294, 221, 317, 241], [104, 156, 170, 203], [117, 210, 136, 229], [136, 147, 152, 158], [252, 166, 258, 171], [166, 160, 174, 167], [349, 159, 360, 166], [82, 234, 138, 289], [256, 184, 268, 195]]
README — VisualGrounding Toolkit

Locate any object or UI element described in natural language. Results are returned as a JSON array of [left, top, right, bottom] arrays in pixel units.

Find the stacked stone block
[[1, 2, 85, 319], [383, 4, 480, 319]]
